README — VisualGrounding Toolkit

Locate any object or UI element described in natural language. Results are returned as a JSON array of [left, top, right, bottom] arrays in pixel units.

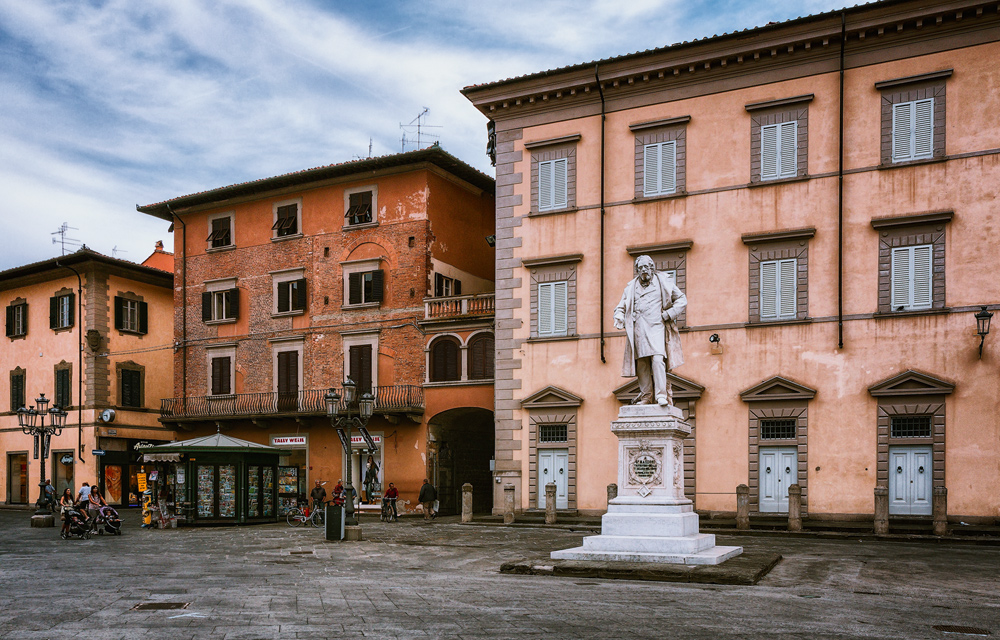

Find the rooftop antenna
[[369, 138, 373, 158], [112, 246, 128, 259], [50, 223, 81, 256], [399, 107, 441, 152]]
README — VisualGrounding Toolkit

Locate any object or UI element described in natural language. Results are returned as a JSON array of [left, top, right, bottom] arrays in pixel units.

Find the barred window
[[538, 424, 568, 443], [890, 416, 931, 438], [759, 418, 796, 440]]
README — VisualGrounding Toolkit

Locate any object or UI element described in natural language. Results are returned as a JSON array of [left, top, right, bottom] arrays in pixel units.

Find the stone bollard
[[545, 483, 557, 524], [874, 485, 889, 535], [503, 484, 515, 525], [736, 484, 750, 530], [461, 483, 473, 523], [933, 486, 948, 536], [607, 483, 618, 504], [787, 484, 802, 532]]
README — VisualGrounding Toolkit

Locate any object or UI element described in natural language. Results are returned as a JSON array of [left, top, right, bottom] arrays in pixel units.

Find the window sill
[[116, 329, 146, 337], [873, 307, 950, 319], [888, 436, 933, 445], [747, 175, 810, 189], [7, 334, 27, 341], [271, 233, 303, 243], [878, 156, 945, 171], [527, 334, 578, 343], [343, 221, 378, 231], [205, 318, 238, 326], [632, 191, 687, 205], [529, 207, 578, 218], [271, 310, 305, 318], [745, 318, 813, 328], [423, 380, 494, 388], [206, 245, 236, 253], [342, 302, 381, 311], [52, 325, 74, 334]]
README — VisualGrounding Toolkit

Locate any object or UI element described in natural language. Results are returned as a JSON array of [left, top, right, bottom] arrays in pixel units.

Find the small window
[[892, 99, 934, 163], [277, 279, 307, 314], [345, 191, 373, 226], [538, 158, 568, 212], [760, 122, 797, 180], [537, 281, 568, 337], [760, 259, 797, 320], [50, 293, 74, 330], [120, 368, 142, 408], [211, 356, 231, 396], [207, 216, 233, 248], [759, 418, 796, 440], [202, 288, 239, 322], [890, 416, 932, 438], [469, 333, 494, 380], [430, 337, 460, 382], [643, 141, 677, 196], [114, 296, 148, 335], [10, 369, 25, 411], [434, 273, 462, 298], [55, 368, 71, 408], [272, 203, 298, 237], [538, 424, 568, 443], [5, 302, 27, 337], [891, 245, 932, 311], [348, 270, 384, 306]]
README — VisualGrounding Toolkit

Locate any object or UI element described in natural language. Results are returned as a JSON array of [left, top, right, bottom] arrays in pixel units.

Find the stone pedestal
[[30, 514, 55, 528], [552, 404, 741, 565], [344, 525, 363, 541]]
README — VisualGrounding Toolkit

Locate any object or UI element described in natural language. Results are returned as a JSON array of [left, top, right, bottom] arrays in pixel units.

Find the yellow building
[[1, 247, 174, 508], [463, 0, 1000, 525]]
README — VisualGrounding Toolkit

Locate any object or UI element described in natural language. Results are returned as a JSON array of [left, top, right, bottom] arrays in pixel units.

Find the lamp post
[[976, 306, 993, 358], [325, 380, 374, 527], [16, 393, 68, 517]]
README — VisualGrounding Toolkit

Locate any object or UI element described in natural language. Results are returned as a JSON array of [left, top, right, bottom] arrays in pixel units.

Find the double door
[[537, 449, 568, 510], [888, 446, 932, 516], [759, 447, 797, 513]]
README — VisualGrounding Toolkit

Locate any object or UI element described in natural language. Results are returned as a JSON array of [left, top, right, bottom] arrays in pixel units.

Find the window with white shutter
[[538, 158, 568, 211], [891, 245, 932, 311], [643, 141, 677, 196], [760, 259, 797, 320], [537, 281, 568, 336], [760, 122, 797, 180], [892, 99, 934, 162]]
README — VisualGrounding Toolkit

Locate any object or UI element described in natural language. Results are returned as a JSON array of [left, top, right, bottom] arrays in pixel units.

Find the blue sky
[[0, 0, 850, 270]]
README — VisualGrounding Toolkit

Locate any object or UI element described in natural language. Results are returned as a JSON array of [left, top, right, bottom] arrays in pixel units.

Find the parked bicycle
[[286, 504, 326, 528]]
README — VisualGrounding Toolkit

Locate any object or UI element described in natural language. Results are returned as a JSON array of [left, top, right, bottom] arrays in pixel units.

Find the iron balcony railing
[[159, 385, 424, 421], [424, 293, 495, 320]]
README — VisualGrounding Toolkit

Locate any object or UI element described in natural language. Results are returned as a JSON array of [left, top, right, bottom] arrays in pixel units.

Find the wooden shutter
[[912, 245, 933, 309], [371, 270, 384, 303], [293, 279, 307, 311], [552, 281, 568, 335], [430, 339, 458, 382], [226, 288, 240, 320], [278, 281, 290, 313], [277, 351, 298, 394], [348, 272, 362, 305], [138, 301, 148, 334], [55, 369, 70, 407], [453, 279, 461, 296], [891, 247, 911, 310], [121, 369, 132, 407], [50, 296, 58, 329], [212, 357, 231, 395], [538, 160, 553, 210], [914, 99, 934, 158], [660, 141, 676, 194], [11, 372, 24, 410], [778, 259, 797, 318], [5, 305, 13, 337], [65, 293, 74, 327], [892, 102, 912, 161], [202, 292, 212, 321], [538, 282, 553, 335], [114, 296, 124, 330], [470, 334, 494, 380], [760, 261, 778, 319], [553, 158, 567, 209], [643, 144, 659, 196], [760, 124, 778, 179], [779, 121, 797, 177], [349, 344, 373, 392]]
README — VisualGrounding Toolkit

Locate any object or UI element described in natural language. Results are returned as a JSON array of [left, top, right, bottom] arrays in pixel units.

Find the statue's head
[[634, 255, 656, 284]]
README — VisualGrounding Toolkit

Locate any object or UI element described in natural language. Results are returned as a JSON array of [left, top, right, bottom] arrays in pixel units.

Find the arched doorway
[[427, 407, 494, 515]]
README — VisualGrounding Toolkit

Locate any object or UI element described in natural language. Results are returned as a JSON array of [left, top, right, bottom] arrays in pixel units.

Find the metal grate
[[932, 625, 991, 635], [891, 416, 932, 438], [538, 424, 568, 443], [131, 602, 189, 611], [759, 419, 796, 440]]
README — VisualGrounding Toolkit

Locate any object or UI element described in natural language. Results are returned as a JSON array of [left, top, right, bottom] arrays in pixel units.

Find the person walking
[[88, 485, 107, 530], [58, 489, 74, 537], [363, 455, 379, 504], [77, 482, 91, 504], [418, 479, 437, 522]]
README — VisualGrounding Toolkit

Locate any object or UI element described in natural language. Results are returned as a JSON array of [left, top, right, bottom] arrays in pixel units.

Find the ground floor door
[[888, 446, 932, 516], [759, 446, 797, 513], [7, 453, 27, 504], [537, 449, 568, 510]]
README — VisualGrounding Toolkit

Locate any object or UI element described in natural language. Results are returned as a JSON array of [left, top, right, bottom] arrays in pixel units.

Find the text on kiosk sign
[[271, 436, 307, 446]]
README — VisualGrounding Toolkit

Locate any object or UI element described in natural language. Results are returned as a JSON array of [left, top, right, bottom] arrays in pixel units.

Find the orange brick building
[[137, 145, 496, 516]]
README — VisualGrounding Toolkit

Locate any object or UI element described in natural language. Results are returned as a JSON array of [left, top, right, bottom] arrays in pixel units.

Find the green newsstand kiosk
[[142, 433, 290, 525]]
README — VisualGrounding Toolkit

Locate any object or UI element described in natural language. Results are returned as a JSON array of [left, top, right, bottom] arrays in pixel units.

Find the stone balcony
[[423, 293, 495, 321]]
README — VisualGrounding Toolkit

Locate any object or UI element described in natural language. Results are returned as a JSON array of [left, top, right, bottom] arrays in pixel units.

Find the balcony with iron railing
[[159, 385, 423, 423], [423, 292, 495, 321]]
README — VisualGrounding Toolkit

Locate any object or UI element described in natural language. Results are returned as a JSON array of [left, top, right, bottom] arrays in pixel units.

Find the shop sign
[[177, 468, 185, 484], [350, 435, 382, 445], [357, 426, 377, 451], [336, 429, 350, 454], [106, 429, 117, 436], [271, 436, 307, 446], [137, 473, 147, 492], [92, 449, 106, 456], [60, 453, 74, 465], [133, 441, 156, 450]]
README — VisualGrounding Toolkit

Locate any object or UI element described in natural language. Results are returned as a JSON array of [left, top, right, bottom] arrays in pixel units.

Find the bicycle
[[286, 504, 325, 528], [380, 497, 397, 522]]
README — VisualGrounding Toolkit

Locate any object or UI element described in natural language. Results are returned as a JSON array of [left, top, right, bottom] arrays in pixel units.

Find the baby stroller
[[95, 505, 122, 535], [61, 504, 92, 540]]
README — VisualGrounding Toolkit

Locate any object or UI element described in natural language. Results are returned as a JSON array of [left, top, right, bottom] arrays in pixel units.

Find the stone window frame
[[114, 291, 147, 336], [522, 254, 582, 341], [340, 330, 378, 391], [341, 258, 384, 309], [868, 370, 953, 495], [271, 197, 303, 241], [871, 211, 951, 315], [9, 367, 26, 412], [203, 277, 239, 324], [50, 288, 75, 332], [740, 376, 815, 516], [742, 228, 814, 325], [6, 297, 28, 340], [205, 343, 237, 397], [343, 184, 378, 230], [54, 361, 73, 409], [520, 385, 582, 511], [631, 116, 690, 200], [427, 334, 463, 383], [270, 335, 305, 395], [626, 241, 691, 327], [746, 94, 812, 184], [270, 268, 307, 317], [467, 330, 495, 381], [876, 69, 950, 167], [206, 211, 236, 252], [525, 134, 579, 215], [116, 361, 145, 409]]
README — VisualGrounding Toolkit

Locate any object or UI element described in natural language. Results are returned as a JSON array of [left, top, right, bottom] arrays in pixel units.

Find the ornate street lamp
[[17, 393, 68, 517], [976, 306, 993, 358], [325, 380, 375, 528]]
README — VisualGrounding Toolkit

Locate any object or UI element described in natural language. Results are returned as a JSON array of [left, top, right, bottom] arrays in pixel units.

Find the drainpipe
[[55, 259, 84, 463], [168, 204, 187, 405], [837, 12, 846, 349], [596, 65, 607, 364]]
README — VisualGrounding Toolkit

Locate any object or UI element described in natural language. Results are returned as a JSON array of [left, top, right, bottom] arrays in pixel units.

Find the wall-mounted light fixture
[[485, 235, 496, 248], [975, 306, 993, 358], [708, 333, 722, 355], [708, 334, 720, 344]]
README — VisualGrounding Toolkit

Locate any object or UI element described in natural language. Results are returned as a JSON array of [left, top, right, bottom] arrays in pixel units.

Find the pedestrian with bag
[[418, 479, 437, 522]]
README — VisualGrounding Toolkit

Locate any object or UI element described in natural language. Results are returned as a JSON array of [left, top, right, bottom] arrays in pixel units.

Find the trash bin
[[325, 504, 345, 541]]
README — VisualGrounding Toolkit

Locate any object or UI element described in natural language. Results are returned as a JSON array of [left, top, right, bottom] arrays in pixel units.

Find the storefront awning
[[144, 453, 182, 462]]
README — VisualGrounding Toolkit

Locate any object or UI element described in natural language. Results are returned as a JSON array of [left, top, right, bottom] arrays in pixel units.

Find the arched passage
[[427, 407, 494, 515]]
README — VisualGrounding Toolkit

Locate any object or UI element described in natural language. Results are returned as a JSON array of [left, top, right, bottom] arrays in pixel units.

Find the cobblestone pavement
[[0, 510, 997, 639]]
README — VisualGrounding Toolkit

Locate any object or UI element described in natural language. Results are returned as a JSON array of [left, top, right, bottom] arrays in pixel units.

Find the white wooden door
[[889, 446, 932, 516], [759, 447, 797, 513], [538, 449, 568, 509]]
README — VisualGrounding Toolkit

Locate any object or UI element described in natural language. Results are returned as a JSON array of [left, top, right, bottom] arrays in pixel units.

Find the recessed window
[[760, 259, 797, 320], [469, 333, 494, 380], [10, 368, 25, 411], [746, 95, 810, 184], [120, 367, 143, 408], [434, 273, 462, 297], [890, 416, 932, 438], [202, 286, 239, 323], [114, 296, 148, 335], [759, 418, 796, 440], [211, 356, 232, 396], [54, 367, 71, 408], [346, 191, 373, 226], [537, 281, 568, 337], [430, 337, 460, 382], [50, 293, 74, 330], [877, 70, 948, 166], [5, 302, 27, 338], [643, 141, 677, 196], [207, 215, 233, 249], [760, 122, 797, 180], [277, 279, 307, 314], [891, 245, 932, 311], [538, 158, 568, 212], [892, 100, 934, 163], [348, 270, 383, 306], [272, 200, 300, 238], [538, 424, 568, 443]]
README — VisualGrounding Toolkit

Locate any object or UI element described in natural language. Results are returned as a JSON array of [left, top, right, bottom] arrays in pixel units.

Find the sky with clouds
[[0, 0, 851, 270]]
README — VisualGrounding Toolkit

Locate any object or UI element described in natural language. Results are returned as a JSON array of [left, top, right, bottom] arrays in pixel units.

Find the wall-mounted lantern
[[975, 306, 993, 358]]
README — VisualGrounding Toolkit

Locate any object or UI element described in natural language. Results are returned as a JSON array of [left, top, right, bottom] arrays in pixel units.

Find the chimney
[[155, 240, 164, 252]]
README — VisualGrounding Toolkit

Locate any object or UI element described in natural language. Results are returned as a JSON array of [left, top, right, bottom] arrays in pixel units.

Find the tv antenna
[[400, 108, 441, 152], [51, 223, 81, 256], [112, 246, 129, 259]]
